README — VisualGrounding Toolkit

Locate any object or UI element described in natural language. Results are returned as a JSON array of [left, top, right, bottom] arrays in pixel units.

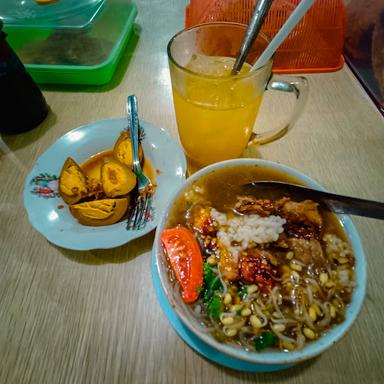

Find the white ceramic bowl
[[153, 158, 366, 367]]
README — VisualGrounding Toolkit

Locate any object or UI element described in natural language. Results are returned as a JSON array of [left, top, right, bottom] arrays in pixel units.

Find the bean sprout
[[306, 285, 314, 305], [251, 302, 269, 327], [273, 329, 296, 344]]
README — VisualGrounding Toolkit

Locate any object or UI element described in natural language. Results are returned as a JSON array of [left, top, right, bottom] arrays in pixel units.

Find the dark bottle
[[0, 19, 49, 134]]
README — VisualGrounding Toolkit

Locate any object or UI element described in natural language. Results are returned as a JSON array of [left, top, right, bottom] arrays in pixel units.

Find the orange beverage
[[172, 55, 263, 171]]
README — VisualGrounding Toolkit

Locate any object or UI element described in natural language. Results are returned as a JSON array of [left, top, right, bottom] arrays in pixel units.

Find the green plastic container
[[3, 0, 137, 85], [0, 0, 106, 29]]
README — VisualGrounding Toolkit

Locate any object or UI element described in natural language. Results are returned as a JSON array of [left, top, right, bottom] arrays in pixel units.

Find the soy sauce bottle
[[0, 19, 48, 134]]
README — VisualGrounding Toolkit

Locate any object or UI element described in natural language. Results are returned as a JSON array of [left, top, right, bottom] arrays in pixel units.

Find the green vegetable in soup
[[201, 263, 223, 303], [201, 263, 223, 320], [255, 331, 278, 351], [238, 285, 248, 299], [207, 293, 223, 321]]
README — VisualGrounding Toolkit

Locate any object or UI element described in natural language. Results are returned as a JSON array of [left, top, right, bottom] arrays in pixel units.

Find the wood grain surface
[[1, 1, 384, 383]]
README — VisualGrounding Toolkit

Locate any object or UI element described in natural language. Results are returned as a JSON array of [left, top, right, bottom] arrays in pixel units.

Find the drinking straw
[[251, 0, 316, 71]]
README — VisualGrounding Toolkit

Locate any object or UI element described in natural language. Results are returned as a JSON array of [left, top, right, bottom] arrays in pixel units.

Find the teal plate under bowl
[[151, 250, 294, 373]]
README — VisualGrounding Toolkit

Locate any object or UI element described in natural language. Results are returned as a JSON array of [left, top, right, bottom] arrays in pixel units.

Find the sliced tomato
[[161, 226, 203, 303]]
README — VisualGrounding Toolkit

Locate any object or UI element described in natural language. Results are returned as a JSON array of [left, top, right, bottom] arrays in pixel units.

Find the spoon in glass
[[231, 0, 273, 74], [243, 181, 384, 219]]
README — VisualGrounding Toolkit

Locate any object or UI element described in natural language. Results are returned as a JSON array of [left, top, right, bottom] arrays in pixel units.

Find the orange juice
[[172, 55, 263, 172]]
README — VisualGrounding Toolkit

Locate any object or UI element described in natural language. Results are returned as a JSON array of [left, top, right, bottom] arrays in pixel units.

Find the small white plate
[[23, 118, 186, 250]]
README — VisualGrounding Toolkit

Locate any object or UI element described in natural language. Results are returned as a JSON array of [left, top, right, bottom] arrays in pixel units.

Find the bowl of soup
[[153, 158, 366, 367]]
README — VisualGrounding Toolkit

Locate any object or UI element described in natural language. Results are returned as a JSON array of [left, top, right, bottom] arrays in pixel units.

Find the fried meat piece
[[288, 238, 326, 266], [238, 249, 279, 291], [186, 204, 216, 236], [234, 196, 276, 217], [217, 241, 238, 282], [277, 198, 322, 239], [274, 232, 290, 249]]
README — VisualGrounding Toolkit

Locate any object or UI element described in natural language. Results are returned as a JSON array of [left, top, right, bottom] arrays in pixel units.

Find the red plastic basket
[[185, 0, 345, 73]]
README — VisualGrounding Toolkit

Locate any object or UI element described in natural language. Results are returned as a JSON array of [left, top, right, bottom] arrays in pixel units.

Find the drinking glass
[[167, 22, 308, 174]]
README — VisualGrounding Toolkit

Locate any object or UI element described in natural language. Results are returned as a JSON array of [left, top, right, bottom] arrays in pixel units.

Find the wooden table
[[1, 1, 384, 383]]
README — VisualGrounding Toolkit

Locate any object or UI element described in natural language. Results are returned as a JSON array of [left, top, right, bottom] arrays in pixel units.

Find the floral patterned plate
[[23, 118, 186, 250]]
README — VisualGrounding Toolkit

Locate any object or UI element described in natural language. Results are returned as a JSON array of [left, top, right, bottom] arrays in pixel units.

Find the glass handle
[[249, 75, 308, 145]]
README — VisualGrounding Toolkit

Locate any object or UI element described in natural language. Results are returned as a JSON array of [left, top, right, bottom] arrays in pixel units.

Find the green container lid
[[0, 0, 106, 29]]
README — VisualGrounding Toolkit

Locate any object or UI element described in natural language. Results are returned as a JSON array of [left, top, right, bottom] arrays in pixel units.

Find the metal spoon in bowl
[[243, 181, 384, 220]]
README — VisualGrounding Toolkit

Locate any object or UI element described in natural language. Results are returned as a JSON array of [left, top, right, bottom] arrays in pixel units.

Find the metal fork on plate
[[126, 95, 153, 230]]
